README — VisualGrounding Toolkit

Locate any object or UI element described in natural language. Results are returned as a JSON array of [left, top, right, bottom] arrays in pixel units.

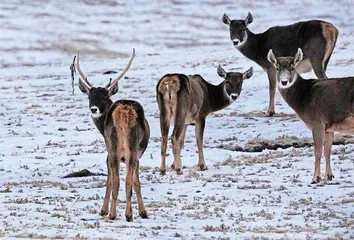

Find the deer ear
[[222, 13, 231, 25], [217, 65, 227, 78], [245, 12, 253, 26], [294, 48, 303, 66], [243, 67, 253, 80], [108, 83, 119, 96], [78, 78, 90, 94], [267, 49, 277, 66]]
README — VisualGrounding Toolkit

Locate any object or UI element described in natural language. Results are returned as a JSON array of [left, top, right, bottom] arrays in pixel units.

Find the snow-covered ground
[[0, 0, 353, 239]]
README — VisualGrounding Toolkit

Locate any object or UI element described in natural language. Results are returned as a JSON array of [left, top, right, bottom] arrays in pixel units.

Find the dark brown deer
[[222, 12, 338, 116], [267, 48, 354, 183], [156, 65, 253, 175], [73, 49, 150, 221]]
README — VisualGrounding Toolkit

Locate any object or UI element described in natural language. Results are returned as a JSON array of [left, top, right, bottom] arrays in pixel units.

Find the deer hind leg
[[100, 155, 111, 216], [171, 125, 188, 170], [133, 161, 147, 219], [311, 128, 325, 184], [125, 152, 135, 222], [108, 153, 120, 220], [159, 105, 171, 175], [306, 43, 328, 79], [266, 68, 276, 117], [195, 118, 207, 171], [324, 131, 334, 181]]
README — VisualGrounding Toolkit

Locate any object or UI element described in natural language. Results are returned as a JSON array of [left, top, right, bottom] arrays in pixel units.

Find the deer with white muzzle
[[222, 12, 338, 116], [72, 49, 150, 221], [268, 48, 354, 184], [156, 65, 253, 175]]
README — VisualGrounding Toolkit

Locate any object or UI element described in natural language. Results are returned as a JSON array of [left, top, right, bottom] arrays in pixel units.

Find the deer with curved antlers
[[72, 49, 150, 221]]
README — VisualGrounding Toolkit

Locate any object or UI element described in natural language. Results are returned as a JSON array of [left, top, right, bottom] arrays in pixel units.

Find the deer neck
[[278, 73, 312, 114], [206, 82, 233, 113], [237, 30, 260, 62], [92, 101, 113, 136]]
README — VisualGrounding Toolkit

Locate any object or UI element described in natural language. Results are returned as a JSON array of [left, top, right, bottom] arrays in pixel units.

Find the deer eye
[[275, 67, 280, 71], [241, 27, 246, 31], [290, 66, 295, 71]]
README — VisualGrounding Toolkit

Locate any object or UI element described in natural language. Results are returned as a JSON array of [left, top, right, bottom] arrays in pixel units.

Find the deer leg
[[159, 113, 170, 175], [133, 161, 147, 219], [171, 123, 186, 175], [308, 50, 328, 79], [125, 154, 135, 222], [324, 131, 334, 181], [266, 68, 276, 117], [195, 118, 207, 171], [100, 155, 111, 216], [108, 154, 120, 220], [171, 125, 187, 169], [311, 128, 325, 184]]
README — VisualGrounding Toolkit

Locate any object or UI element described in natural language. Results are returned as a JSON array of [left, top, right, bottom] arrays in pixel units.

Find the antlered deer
[[156, 65, 253, 175], [268, 48, 354, 183], [222, 12, 338, 116], [72, 49, 150, 221]]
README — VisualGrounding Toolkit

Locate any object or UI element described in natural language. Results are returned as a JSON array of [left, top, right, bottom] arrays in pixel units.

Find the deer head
[[267, 48, 303, 89], [217, 65, 253, 101], [74, 49, 135, 119], [222, 12, 253, 47]]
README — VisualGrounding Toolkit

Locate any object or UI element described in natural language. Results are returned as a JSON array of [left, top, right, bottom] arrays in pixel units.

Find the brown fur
[[158, 76, 182, 125], [321, 22, 339, 69], [111, 105, 138, 163], [157, 67, 252, 175]]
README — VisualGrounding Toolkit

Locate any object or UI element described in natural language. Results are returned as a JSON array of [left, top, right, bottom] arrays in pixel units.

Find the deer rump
[[104, 100, 148, 162], [156, 74, 204, 126]]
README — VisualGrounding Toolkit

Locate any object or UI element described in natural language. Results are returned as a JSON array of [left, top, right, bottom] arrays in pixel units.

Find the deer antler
[[76, 52, 92, 90], [106, 48, 135, 91]]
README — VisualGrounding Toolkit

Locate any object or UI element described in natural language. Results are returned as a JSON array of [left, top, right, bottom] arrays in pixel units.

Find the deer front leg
[[108, 155, 120, 220], [266, 68, 276, 117], [324, 131, 334, 181], [133, 161, 147, 219], [100, 155, 111, 216], [311, 128, 325, 184], [195, 118, 207, 171]]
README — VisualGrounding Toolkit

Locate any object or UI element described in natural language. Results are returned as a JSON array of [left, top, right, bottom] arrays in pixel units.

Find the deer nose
[[230, 93, 238, 100], [90, 106, 98, 114], [281, 81, 287, 86], [232, 39, 240, 45]]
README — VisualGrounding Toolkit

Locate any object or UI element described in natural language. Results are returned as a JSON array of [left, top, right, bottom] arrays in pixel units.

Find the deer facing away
[[222, 12, 338, 116], [268, 48, 354, 183], [156, 65, 253, 175], [73, 49, 150, 221]]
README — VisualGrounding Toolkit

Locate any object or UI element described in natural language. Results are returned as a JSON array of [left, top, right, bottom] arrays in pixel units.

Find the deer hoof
[[140, 211, 148, 219], [100, 209, 108, 216], [311, 175, 321, 184], [266, 110, 275, 117], [176, 168, 183, 175], [198, 163, 207, 171], [326, 174, 334, 181], [108, 213, 116, 220], [125, 215, 133, 222], [160, 169, 166, 175]]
